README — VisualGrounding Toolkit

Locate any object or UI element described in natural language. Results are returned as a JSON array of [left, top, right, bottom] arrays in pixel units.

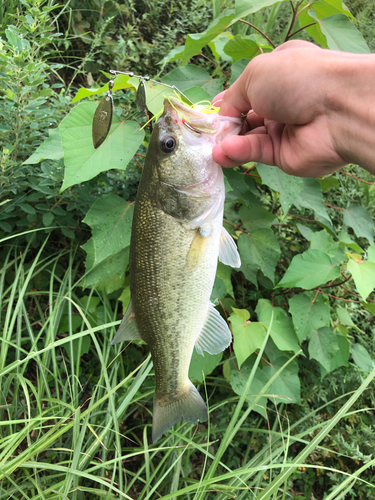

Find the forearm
[[327, 52, 375, 175]]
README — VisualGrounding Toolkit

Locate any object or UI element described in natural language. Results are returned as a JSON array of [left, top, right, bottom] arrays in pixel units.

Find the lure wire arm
[[109, 70, 194, 106]]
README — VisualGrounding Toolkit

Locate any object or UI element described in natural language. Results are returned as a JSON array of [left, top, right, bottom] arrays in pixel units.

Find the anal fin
[[219, 227, 241, 268], [195, 302, 232, 355], [110, 299, 143, 345]]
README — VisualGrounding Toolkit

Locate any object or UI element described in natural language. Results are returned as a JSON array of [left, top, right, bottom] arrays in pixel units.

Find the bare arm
[[212, 40, 375, 177]]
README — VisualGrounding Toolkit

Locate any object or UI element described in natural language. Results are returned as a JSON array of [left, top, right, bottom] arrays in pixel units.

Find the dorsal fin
[[195, 303, 232, 355]]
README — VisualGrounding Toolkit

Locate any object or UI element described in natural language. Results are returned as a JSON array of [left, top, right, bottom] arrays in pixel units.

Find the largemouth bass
[[111, 98, 242, 442]]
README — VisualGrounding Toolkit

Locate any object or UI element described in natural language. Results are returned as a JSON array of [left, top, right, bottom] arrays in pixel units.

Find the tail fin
[[152, 381, 208, 443]]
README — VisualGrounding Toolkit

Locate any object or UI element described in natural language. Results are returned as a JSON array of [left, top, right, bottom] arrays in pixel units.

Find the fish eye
[[160, 136, 177, 154]]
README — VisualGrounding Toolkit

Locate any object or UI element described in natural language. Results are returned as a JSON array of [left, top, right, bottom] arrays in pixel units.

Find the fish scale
[[111, 98, 243, 442]]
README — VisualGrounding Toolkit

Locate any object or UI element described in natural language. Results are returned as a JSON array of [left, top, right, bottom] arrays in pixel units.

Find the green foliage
[[2, 0, 375, 496]]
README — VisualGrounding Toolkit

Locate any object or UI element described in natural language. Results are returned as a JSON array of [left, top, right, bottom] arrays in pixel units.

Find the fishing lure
[[92, 71, 194, 149]]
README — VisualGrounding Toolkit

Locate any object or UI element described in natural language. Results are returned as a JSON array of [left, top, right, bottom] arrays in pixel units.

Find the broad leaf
[[238, 205, 275, 232], [308, 327, 340, 372], [161, 64, 223, 97], [289, 292, 330, 342], [309, 229, 346, 264], [293, 178, 330, 221], [209, 33, 234, 63], [229, 310, 267, 368], [368, 246, 375, 262], [216, 262, 235, 298], [189, 348, 223, 382], [83, 194, 133, 265], [184, 86, 212, 104], [319, 334, 350, 377], [71, 74, 134, 103], [128, 78, 181, 116], [230, 354, 268, 418], [297, 0, 354, 48], [343, 204, 374, 245], [347, 258, 375, 300], [81, 240, 128, 293], [235, 0, 287, 17], [336, 307, 355, 327], [262, 356, 301, 405], [257, 163, 305, 214], [338, 230, 363, 254], [223, 35, 260, 63], [224, 168, 259, 201], [238, 229, 280, 286], [23, 128, 63, 164], [60, 102, 144, 191], [210, 276, 227, 304], [351, 343, 373, 372], [278, 249, 341, 289], [255, 299, 300, 353], [308, 11, 370, 53], [182, 9, 236, 64]]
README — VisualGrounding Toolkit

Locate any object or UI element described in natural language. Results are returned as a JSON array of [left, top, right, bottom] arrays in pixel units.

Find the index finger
[[218, 68, 253, 117]]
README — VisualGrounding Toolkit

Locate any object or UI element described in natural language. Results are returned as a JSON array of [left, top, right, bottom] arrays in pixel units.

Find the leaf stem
[[288, 22, 316, 38], [285, 0, 304, 42], [238, 19, 276, 48]]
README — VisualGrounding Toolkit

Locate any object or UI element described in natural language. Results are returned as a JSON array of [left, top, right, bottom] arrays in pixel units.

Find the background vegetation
[[1, 0, 375, 498]]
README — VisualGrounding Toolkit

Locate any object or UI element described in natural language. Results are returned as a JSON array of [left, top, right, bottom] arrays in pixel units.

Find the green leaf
[[128, 78, 179, 116], [320, 334, 350, 377], [229, 312, 267, 368], [60, 102, 144, 191], [351, 343, 373, 372], [216, 261, 235, 298], [309, 229, 346, 264], [19, 203, 36, 215], [230, 58, 250, 84], [257, 164, 305, 214], [347, 258, 375, 300], [224, 168, 259, 202], [231, 307, 250, 321], [208, 33, 234, 63], [235, 0, 287, 17], [160, 46, 185, 65], [338, 230, 363, 254], [336, 307, 355, 327], [83, 194, 133, 265], [308, 327, 340, 372], [184, 86, 212, 104], [293, 178, 330, 221], [343, 204, 374, 245], [182, 9, 236, 64], [317, 175, 340, 192], [289, 292, 330, 342], [368, 246, 375, 262], [364, 302, 375, 315], [189, 348, 223, 382], [161, 64, 223, 97], [262, 356, 301, 405], [42, 212, 54, 227], [308, 11, 370, 53], [255, 299, 300, 353], [223, 35, 260, 63], [238, 229, 280, 286], [278, 249, 341, 289], [297, 0, 354, 48], [23, 128, 63, 164], [238, 205, 275, 232], [81, 241, 128, 293], [210, 276, 227, 304], [230, 354, 268, 418], [71, 74, 134, 103]]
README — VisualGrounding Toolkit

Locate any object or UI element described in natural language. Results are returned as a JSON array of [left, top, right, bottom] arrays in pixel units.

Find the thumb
[[213, 130, 281, 167]]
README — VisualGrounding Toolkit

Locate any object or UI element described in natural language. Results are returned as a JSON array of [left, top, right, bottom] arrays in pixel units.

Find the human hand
[[212, 40, 367, 177]]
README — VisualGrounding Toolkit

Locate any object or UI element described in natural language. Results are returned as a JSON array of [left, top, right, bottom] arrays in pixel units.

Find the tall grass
[[1, 238, 374, 498]]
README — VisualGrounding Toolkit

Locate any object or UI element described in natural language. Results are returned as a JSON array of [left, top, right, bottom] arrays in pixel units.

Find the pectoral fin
[[195, 303, 232, 355], [110, 299, 143, 345], [219, 227, 241, 268]]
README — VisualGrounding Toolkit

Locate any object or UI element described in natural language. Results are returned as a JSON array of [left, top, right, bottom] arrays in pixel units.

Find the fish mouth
[[163, 98, 218, 134]]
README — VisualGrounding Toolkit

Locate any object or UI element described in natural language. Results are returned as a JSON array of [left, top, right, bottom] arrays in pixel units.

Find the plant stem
[[288, 22, 316, 38], [239, 19, 276, 48]]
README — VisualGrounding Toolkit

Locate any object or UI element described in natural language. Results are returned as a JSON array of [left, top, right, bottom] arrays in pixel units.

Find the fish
[[111, 98, 243, 443]]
